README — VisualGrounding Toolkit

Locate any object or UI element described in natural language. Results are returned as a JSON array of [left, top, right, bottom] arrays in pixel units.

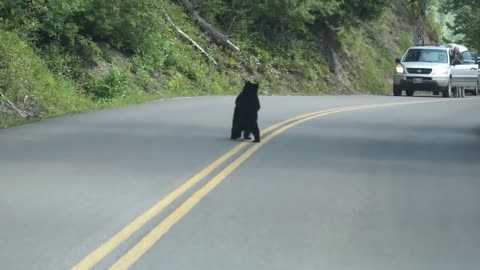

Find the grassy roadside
[[0, 0, 442, 129]]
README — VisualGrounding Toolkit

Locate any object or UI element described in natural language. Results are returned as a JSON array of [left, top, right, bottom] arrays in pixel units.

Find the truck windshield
[[403, 49, 448, 63]]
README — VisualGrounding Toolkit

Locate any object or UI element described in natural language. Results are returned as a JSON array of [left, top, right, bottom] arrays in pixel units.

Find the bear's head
[[244, 81, 259, 94]]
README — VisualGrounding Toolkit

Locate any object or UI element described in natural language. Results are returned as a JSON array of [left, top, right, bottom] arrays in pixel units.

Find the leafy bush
[[84, 67, 133, 100], [0, 28, 90, 117]]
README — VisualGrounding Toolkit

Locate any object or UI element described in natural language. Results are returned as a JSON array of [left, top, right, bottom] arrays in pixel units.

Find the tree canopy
[[442, 0, 480, 49], [1, 0, 393, 52]]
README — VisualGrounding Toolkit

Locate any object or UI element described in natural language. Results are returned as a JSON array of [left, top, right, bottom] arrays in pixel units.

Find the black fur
[[230, 81, 261, 142]]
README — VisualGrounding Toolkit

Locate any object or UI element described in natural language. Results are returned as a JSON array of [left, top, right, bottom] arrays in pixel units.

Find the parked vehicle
[[393, 44, 479, 97]]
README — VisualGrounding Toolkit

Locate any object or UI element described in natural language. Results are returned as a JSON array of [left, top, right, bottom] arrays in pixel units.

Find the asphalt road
[[1, 95, 479, 270]]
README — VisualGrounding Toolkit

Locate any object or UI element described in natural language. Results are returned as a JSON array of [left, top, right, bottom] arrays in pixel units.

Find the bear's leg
[[250, 118, 260, 143], [252, 127, 260, 143], [244, 113, 260, 143], [243, 130, 252, 140], [231, 108, 242, 140], [250, 113, 261, 143], [231, 128, 241, 140]]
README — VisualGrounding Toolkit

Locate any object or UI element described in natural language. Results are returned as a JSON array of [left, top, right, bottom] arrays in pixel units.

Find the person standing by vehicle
[[449, 46, 466, 97], [450, 46, 463, 65]]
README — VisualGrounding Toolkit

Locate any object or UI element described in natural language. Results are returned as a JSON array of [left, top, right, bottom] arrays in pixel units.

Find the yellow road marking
[[72, 106, 371, 270], [106, 98, 453, 270]]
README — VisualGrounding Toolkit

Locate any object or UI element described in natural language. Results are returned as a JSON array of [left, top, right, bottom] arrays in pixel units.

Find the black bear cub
[[230, 81, 261, 143]]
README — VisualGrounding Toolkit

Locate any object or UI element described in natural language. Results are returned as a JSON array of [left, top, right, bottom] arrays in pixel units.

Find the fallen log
[[163, 8, 218, 65], [176, 0, 240, 51], [0, 90, 28, 118]]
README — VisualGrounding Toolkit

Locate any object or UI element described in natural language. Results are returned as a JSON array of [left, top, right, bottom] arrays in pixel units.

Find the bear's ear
[[242, 81, 251, 91]]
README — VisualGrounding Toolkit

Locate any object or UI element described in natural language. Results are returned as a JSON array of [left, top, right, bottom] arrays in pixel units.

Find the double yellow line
[[72, 98, 455, 270]]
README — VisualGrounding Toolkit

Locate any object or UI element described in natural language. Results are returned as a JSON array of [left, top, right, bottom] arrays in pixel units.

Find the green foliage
[[83, 0, 166, 51], [0, 0, 168, 58], [0, 28, 91, 117], [340, 0, 392, 24], [338, 26, 390, 93], [424, 11, 443, 42], [1, 0, 415, 128], [398, 32, 413, 51], [84, 67, 131, 100], [0, 0, 90, 52], [442, 0, 480, 49], [196, 0, 391, 38]]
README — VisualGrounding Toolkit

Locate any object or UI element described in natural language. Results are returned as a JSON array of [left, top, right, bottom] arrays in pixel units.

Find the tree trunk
[[324, 25, 342, 73]]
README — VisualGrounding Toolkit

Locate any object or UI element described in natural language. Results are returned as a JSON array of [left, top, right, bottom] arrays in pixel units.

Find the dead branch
[[0, 90, 28, 118], [162, 7, 218, 65], [176, 0, 240, 51], [226, 15, 237, 36]]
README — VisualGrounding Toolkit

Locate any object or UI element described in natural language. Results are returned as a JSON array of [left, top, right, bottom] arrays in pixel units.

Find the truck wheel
[[433, 91, 439, 96], [442, 81, 451, 98], [393, 86, 402, 96], [406, 90, 414, 96]]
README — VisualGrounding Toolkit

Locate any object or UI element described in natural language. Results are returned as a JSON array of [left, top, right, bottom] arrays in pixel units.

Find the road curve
[[1, 95, 479, 270]]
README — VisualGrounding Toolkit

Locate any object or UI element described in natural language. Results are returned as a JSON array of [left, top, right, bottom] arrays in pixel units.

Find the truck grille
[[406, 77, 432, 80], [407, 68, 432, 74]]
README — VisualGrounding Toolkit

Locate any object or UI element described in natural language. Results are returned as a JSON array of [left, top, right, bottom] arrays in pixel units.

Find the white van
[[393, 44, 479, 97]]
